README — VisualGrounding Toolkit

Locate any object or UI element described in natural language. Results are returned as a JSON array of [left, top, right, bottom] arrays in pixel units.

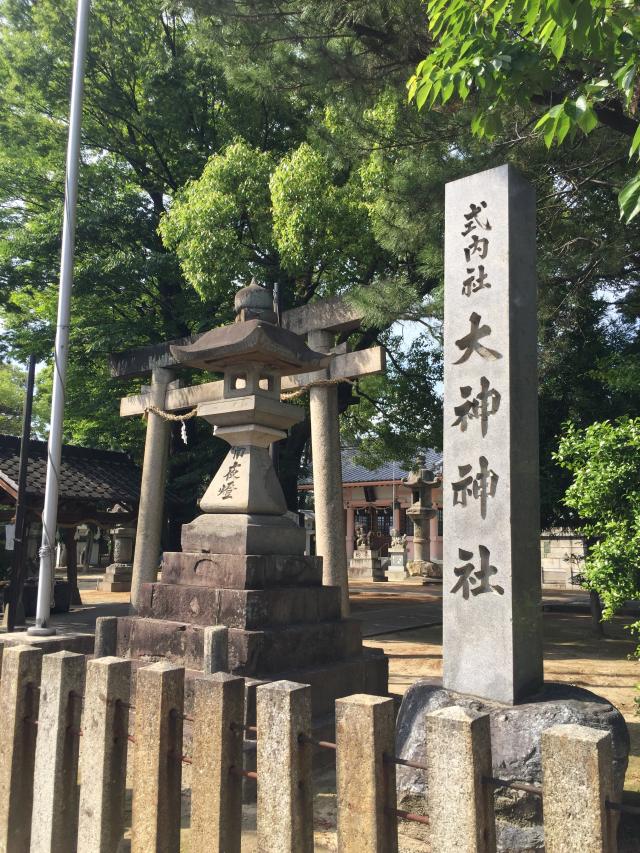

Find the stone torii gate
[[110, 291, 386, 616]]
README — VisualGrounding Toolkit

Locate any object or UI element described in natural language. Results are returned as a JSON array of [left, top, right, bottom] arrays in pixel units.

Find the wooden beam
[[109, 297, 366, 379], [119, 347, 385, 417]]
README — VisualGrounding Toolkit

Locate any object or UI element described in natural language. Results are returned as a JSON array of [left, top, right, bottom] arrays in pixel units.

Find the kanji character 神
[[451, 456, 499, 519], [451, 377, 501, 436]]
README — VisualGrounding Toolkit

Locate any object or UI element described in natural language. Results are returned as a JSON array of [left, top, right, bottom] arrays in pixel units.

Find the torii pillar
[[130, 367, 174, 609], [308, 330, 349, 617]]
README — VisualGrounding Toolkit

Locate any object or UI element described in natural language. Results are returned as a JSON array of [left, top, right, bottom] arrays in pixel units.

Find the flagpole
[[29, 0, 91, 635]]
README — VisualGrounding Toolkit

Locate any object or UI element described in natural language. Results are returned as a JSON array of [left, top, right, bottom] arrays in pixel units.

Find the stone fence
[[0, 641, 631, 853]]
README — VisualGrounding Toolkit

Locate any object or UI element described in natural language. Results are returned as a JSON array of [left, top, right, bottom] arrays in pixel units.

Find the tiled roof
[[0, 434, 141, 506], [299, 447, 443, 486]]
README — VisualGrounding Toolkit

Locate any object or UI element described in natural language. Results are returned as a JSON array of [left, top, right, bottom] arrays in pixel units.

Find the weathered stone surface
[[131, 662, 184, 853], [542, 724, 615, 853], [203, 625, 228, 674], [425, 707, 495, 853], [136, 581, 341, 627], [336, 694, 398, 853], [0, 644, 42, 853], [396, 678, 629, 852], [0, 631, 94, 659], [257, 681, 313, 853], [94, 616, 118, 657], [443, 165, 542, 704], [161, 551, 323, 589], [30, 650, 85, 853], [228, 619, 363, 674], [181, 512, 306, 556], [116, 615, 363, 675], [77, 657, 131, 853], [191, 673, 244, 853]]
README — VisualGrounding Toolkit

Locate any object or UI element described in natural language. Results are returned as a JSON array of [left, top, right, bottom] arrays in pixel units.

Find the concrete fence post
[[336, 694, 398, 853], [0, 644, 42, 853], [131, 662, 184, 853], [30, 650, 86, 853], [256, 680, 313, 853], [77, 656, 132, 853], [190, 673, 245, 853], [94, 616, 118, 658], [203, 625, 228, 674], [542, 723, 616, 853], [425, 707, 496, 853]]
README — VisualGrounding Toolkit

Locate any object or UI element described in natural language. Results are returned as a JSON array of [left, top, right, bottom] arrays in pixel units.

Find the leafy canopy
[[555, 417, 640, 650], [409, 0, 640, 219]]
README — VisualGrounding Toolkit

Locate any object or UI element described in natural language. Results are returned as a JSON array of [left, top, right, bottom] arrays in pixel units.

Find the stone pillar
[[346, 505, 355, 561], [425, 707, 495, 853], [94, 615, 118, 657], [131, 662, 184, 853], [336, 694, 398, 853], [0, 644, 42, 853], [542, 724, 615, 853], [77, 657, 131, 853], [443, 164, 542, 704], [30, 650, 85, 853], [131, 367, 174, 611], [308, 329, 349, 617], [203, 625, 228, 674], [256, 680, 313, 853], [191, 673, 244, 853]]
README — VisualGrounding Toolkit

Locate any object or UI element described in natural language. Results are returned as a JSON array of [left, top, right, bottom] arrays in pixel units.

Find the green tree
[[409, 0, 640, 219], [0, 360, 48, 437], [555, 418, 640, 652]]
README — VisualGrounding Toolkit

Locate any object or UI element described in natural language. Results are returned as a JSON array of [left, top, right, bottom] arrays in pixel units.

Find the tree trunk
[[589, 589, 604, 637], [63, 527, 82, 607]]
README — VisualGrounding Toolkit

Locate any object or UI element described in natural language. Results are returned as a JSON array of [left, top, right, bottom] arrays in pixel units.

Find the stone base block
[[395, 678, 630, 852], [97, 562, 132, 592], [182, 513, 306, 556], [115, 616, 364, 675], [137, 582, 341, 628], [348, 556, 386, 582], [0, 632, 95, 662], [160, 551, 322, 589], [386, 569, 408, 582]]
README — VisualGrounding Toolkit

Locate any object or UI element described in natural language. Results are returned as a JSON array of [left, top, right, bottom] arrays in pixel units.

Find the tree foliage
[[0, 0, 638, 526], [555, 418, 640, 650], [409, 0, 640, 219]]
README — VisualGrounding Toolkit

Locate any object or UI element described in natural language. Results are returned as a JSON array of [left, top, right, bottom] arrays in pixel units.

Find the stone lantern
[[112, 279, 388, 711], [403, 461, 439, 578], [172, 278, 329, 553], [98, 525, 136, 592]]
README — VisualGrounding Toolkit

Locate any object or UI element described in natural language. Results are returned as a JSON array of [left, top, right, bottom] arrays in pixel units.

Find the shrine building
[[298, 447, 444, 563]]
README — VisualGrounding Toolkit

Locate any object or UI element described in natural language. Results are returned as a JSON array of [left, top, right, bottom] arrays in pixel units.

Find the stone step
[[137, 582, 341, 629], [115, 616, 364, 675], [160, 551, 322, 590]]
